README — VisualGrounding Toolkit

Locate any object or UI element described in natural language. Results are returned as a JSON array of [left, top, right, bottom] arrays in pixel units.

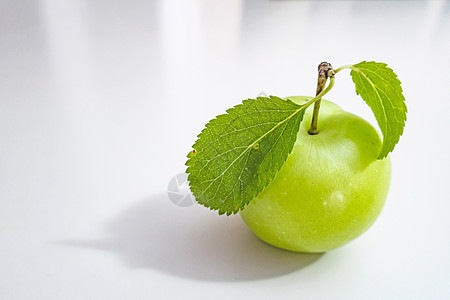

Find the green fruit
[[240, 96, 391, 253]]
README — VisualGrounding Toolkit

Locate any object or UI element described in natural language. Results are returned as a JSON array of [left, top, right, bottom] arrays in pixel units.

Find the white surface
[[1, 0, 450, 299]]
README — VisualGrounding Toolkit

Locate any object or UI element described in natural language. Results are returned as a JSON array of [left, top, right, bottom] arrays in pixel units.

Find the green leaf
[[186, 96, 306, 215], [349, 61, 407, 159]]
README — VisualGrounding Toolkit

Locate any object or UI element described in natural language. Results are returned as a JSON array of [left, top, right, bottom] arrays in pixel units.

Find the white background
[[1, 1, 449, 299]]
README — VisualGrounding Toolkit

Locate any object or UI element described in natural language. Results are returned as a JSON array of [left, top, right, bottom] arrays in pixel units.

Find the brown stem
[[308, 62, 335, 135]]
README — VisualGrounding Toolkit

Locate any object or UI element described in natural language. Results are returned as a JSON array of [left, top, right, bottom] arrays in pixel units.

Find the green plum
[[240, 96, 391, 253]]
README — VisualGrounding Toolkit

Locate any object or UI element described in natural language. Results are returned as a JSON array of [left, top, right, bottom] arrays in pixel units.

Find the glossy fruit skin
[[240, 96, 391, 253]]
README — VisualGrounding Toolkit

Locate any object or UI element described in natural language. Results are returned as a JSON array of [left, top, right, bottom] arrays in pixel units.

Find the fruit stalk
[[308, 62, 335, 135]]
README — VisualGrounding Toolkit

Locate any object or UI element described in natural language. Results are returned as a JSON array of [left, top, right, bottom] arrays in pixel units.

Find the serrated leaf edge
[[346, 61, 407, 159], [185, 96, 308, 215]]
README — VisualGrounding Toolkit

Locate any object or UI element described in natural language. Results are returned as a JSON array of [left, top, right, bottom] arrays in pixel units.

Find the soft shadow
[[60, 193, 323, 281]]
